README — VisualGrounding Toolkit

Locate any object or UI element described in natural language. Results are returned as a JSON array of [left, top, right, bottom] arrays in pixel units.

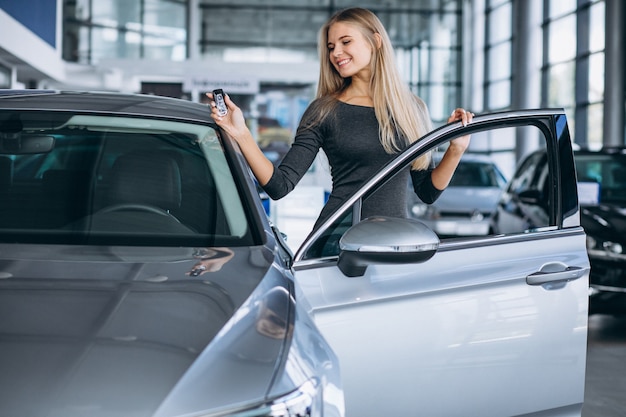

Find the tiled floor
[[583, 315, 626, 417]]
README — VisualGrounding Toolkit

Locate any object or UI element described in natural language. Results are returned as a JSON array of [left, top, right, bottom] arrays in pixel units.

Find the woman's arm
[[208, 92, 275, 186], [430, 108, 473, 190]]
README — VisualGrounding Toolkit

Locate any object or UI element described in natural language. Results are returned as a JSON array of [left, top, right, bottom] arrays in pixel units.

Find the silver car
[[0, 91, 589, 417], [408, 153, 507, 237]]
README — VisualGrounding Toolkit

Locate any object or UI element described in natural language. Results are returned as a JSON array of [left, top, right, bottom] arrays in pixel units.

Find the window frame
[[294, 110, 572, 264]]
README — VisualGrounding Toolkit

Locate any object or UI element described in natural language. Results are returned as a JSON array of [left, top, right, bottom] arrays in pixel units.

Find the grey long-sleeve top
[[262, 100, 442, 230]]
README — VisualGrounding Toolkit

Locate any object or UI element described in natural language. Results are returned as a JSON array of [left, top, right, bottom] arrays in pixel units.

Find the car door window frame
[[294, 110, 574, 265]]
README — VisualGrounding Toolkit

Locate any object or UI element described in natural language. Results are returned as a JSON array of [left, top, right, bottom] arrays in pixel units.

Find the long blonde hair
[[316, 7, 432, 170]]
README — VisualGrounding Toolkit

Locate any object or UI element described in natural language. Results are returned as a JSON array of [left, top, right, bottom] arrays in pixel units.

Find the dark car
[[574, 147, 626, 315], [489, 148, 554, 235], [0, 92, 589, 417]]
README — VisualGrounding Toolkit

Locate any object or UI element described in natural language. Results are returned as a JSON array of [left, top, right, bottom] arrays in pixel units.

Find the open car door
[[292, 110, 589, 416]]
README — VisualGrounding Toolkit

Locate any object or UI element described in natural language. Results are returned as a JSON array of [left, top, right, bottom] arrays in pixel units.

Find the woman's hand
[[446, 108, 474, 155], [448, 107, 474, 126], [430, 108, 474, 190], [205, 92, 275, 186], [206, 92, 249, 143]]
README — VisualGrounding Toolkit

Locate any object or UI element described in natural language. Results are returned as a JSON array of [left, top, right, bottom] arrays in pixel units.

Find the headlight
[[411, 203, 438, 219], [211, 378, 321, 417], [586, 235, 626, 259], [603, 241, 623, 255]]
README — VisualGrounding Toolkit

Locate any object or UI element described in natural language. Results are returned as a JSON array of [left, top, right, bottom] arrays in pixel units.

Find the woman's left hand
[[447, 108, 474, 154], [448, 108, 474, 126]]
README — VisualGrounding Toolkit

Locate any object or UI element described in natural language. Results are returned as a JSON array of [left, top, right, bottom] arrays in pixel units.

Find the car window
[[475, 126, 556, 236], [575, 153, 626, 205], [408, 125, 556, 240], [301, 209, 353, 260], [0, 111, 258, 247], [300, 121, 563, 260]]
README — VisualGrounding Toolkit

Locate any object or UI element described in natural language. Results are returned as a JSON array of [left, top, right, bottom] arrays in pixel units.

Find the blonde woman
[[209, 7, 472, 231]]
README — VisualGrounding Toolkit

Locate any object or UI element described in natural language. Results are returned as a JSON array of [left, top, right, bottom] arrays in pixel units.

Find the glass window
[[549, 0, 577, 18], [487, 79, 512, 109], [488, 2, 512, 44], [547, 62, 575, 108], [63, 0, 187, 63], [91, 1, 140, 27], [198, 2, 462, 125], [488, 0, 510, 8], [586, 103, 604, 150], [488, 42, 511, 80], [73, 0, 91, 20], [0, 112, 254, 247], [589, 1, 606, 52], [484, 0, 512, 111], [548, 14, 577, 63], [588, 52, 605, 102], [301, 120, 559, 261], [91, 27, 141, 61], [543, 1, 607, 148]]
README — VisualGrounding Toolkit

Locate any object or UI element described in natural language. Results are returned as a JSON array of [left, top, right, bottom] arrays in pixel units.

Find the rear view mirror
[[337, 216, 439, 277], [0, 133, 55, 154]]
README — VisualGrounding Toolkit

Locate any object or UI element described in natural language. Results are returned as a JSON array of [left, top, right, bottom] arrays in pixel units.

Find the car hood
[[0, 243, 294, 417], [432, 186, 502, 213], [581, 203, 626, 243]]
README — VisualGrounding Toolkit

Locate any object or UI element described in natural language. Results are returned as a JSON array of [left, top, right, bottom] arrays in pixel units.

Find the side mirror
[[337, 216, 439, 277]]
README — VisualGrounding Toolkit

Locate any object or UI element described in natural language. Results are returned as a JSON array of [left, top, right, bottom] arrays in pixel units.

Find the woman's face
[[327, 21, 374, 79]]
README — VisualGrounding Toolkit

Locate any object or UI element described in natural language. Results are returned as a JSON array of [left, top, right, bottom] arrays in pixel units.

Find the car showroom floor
[[583, 314, 626, 417]]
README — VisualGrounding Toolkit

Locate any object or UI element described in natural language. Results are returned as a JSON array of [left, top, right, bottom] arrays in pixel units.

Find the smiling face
[[327, 21, 375, 80]]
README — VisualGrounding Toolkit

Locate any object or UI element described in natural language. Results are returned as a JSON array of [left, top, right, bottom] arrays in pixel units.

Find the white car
[[0, 91, 589, 417]]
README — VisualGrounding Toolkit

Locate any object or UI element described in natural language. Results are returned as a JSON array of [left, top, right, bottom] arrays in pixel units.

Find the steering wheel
[[97, 203, 171, 216]]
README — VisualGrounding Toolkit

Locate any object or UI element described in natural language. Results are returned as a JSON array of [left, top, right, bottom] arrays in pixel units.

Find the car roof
[[0, 90, 212, 124]]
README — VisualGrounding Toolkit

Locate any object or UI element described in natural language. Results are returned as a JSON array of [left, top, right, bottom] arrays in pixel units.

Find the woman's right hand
[[205, 92, 276, 185], [206, 92, 249, 143]]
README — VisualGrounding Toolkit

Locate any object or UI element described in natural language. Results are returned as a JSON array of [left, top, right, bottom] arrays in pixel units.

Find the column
[[512, 0, 542, 160], [603, 0, 625, 146]]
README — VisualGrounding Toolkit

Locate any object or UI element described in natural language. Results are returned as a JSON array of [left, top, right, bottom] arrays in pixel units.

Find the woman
[[209, 7, 473, 231]]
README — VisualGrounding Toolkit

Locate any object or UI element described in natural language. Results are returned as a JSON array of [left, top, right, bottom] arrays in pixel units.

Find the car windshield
[[0, 111, 256, 247], [575, 152, 626, 205]]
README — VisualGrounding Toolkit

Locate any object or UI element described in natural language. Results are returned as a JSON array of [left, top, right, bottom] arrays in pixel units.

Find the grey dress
[[262, 99, 442, 230]]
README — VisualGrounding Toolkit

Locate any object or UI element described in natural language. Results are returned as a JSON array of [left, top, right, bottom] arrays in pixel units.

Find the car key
[[212, 89, 228, 116]]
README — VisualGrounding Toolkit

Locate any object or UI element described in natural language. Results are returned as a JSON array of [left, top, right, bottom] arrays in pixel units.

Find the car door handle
[[526, 264, 588, 286]]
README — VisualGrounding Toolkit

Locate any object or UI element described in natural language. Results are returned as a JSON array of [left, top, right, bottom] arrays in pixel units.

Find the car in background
[[0, 92, 589, 417], [490, 147, 555, 236], [257, 116, 292, 165], [408, 153, 507, 237], [574, 147, 626, 315]]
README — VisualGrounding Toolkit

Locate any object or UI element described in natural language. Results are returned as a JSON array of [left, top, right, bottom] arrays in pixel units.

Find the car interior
[[0, 112, 256, 247]]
